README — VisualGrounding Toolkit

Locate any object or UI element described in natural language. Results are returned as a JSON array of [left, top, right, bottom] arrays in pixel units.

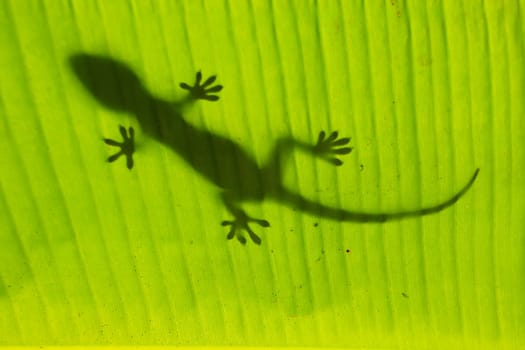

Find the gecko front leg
[[103, 125, 135, 169], [180, 71, 223, 101]]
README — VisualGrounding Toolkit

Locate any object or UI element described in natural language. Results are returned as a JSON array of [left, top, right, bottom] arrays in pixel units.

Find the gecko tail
[[280, 168, 480, 223]]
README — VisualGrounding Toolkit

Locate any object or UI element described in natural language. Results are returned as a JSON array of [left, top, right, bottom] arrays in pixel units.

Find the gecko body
[[71, 54, 479, 244]]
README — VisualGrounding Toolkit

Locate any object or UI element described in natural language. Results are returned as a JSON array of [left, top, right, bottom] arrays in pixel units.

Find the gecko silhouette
[[70, 53, 479, 245]]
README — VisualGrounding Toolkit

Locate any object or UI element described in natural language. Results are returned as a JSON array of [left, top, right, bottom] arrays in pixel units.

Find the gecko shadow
[[69, 53, 479, 245]]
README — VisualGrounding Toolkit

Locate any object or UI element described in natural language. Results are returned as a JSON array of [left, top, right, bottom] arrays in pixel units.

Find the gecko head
[[69, 53, 149, 114]]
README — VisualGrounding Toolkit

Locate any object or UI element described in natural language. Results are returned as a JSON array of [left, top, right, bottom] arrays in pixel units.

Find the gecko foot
[[313, 131, 353, 166], [180, 71, 223, 101], [103, 125, 135, 170], [221, 211, 270, 245]]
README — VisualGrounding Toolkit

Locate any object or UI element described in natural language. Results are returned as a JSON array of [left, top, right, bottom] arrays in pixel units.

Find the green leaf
[[0, 0, 523, 348]]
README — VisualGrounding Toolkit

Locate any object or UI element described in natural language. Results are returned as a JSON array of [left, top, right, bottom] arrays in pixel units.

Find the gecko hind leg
[[221, 193, 269, 245], [263, 131, 353, 185]]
